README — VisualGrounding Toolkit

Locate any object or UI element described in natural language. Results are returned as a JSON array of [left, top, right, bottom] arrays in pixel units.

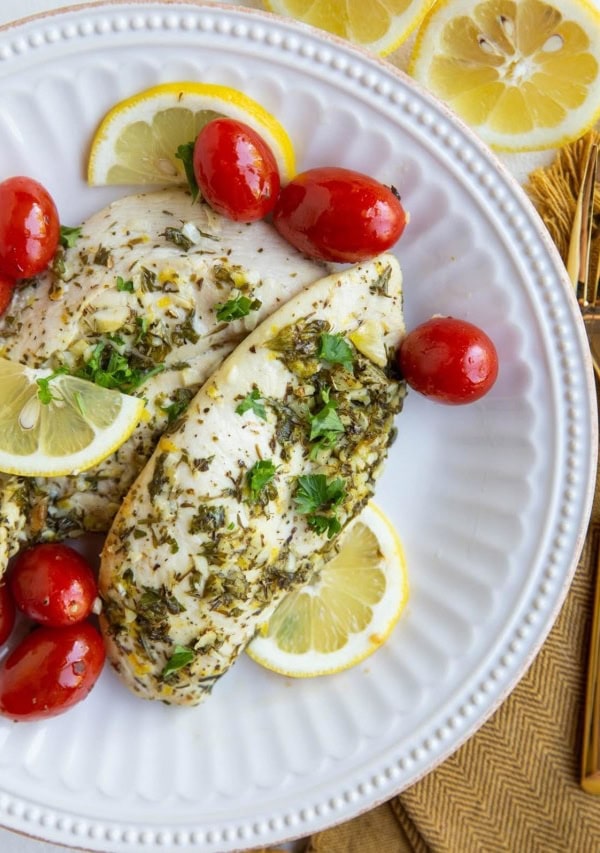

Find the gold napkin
[[305, 134, 600, 853]]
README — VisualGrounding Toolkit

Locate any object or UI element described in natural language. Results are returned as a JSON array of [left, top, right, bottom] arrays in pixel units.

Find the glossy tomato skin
[[0, 584, 16, 646], [0, 273, 16, 317], [193, 118, 280, 222], [0, 622, 105, 721], [272, 166, 407, 262], [10, 543, 99, 627], [0, 176, 60, 280], [398, 316, 498, 405]]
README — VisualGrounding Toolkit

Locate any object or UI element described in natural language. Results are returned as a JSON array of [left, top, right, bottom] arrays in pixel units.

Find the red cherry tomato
[[0, 273, 16, 317], [0, 584, 16, 646], [0, 622, 105, 721], [0, 176, 60, 280], [398, 316, 498, 405], [272, 166, 407, 263], [193, 118, 281, 222], [10, 543, 99, 627]]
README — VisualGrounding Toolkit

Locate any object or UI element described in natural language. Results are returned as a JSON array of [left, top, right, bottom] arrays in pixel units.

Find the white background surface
[[0, 2, 596, 852]]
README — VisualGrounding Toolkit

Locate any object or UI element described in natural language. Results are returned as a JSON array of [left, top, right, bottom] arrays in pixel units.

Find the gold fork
[[570, 140, 600, 793], [568, 140, 600, 375]]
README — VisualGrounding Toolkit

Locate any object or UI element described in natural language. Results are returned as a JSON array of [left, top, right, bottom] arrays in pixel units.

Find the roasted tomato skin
[[10, 543, 99, 627], [0, 176, 60, 279], [272, 166, 407, 262], [0, 622, 105, 721], [0, 584, 16, 646], [193, 118, 281, 222], [397, 316, 498, 405]]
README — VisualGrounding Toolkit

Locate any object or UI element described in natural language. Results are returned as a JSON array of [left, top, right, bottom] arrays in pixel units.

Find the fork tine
[[567, 141, 598, 303]]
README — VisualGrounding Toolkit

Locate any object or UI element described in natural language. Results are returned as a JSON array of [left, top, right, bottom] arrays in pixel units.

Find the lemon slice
[[246, 502, 408, 677], [87, 82, 296, 186], [265, 0, 433, 56], [409, 0, 600, 151], [0, 358, 144, 477]]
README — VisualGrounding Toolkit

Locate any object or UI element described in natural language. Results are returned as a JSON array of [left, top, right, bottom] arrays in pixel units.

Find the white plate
[[0, 2, 596, 851]]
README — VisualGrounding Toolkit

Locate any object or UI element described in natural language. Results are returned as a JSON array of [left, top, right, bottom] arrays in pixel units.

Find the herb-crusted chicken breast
[[100, 254, 406, 705], [0, 188, 324, 575]]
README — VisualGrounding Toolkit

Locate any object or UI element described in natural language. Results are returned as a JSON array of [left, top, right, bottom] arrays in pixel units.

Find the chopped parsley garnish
[[306, 514, 342, 538], [308, 387, 344, 448], [76, 340, 165, 393], [246, 459, 277, 502], [318, 333, 354, 371], [175, 141, 199, 202], [235, 388, 267, 420], [294, 473, 346, 538], [59, 225, 82, 248], [116, 276, 134, 292], [215, 294, 262, 323], [161, 388, 194, 424], [161, 645, 195, 679], [36, 368, 68, 404]]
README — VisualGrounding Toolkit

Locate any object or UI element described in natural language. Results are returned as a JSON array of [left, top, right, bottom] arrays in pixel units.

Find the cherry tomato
[[0, 176, 60, 280], [193, 118, 280, 222], [398, 316, 498, 405], [10, 543, 99, 627], [0, 622, 105, 721], [0, 584, 16, 646], [0, 273, 16, 317], [272, 166, 407, 263]]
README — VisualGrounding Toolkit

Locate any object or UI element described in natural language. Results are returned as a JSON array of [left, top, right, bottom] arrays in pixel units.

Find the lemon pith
[[264, 0, 434, 57], [0, 358, 144, 477], [87, 82, 296, 186], [246, 502, 408, 677], [409, 0, 600, 151]]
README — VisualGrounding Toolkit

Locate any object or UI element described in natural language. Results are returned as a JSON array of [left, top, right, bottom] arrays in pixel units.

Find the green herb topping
[[162, 226, 194, 252], [215, 294, 262, 323], [235, 388, 267, 421], [76, 340, 165, 393], [36, 368, 68, 405], [175, 141, 199, 202], [246, 459, 277, 502], [318, 333, 354, 371], [59, 225, 82, 248], [161, 645, 195, 679], [116, 276, 134, 292], [308, 387, 344, 452], [294, 473, 346, 538]]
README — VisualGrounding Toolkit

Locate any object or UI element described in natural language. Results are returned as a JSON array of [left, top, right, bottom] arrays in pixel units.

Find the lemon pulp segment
[[410, 0, 600, 150], [265, 0, 434, 56]]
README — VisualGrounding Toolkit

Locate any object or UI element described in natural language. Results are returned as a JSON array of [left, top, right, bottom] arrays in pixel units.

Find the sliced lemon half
[[246, 502, 408, 677], [87, 81, 296, 186], [410, 0, 600, 151], [0, 358, 144, 477], [265, 0, 434, 56]]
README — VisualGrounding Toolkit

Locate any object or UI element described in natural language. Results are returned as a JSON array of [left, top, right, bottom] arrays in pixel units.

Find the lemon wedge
[[0, 358, 144, 477], [410, 0, 600, 151], [265, 0, 433, 56], [87, 82, 296, 186], [246, 502, 408, 677]]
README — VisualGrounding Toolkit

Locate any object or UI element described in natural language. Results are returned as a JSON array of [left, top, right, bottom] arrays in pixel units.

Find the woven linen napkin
[[305, 135, 600, 853]]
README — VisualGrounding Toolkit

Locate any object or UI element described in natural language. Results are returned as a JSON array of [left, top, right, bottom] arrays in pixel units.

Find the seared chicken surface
[[0, 188, 324, 575], [100, 255, 406, 705]]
